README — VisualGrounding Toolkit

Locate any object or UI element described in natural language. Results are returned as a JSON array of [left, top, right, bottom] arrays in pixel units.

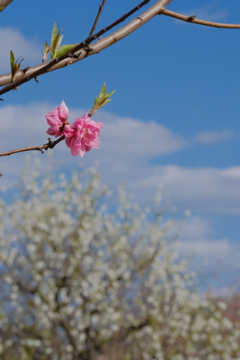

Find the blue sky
[[0, 0, 240, 292]]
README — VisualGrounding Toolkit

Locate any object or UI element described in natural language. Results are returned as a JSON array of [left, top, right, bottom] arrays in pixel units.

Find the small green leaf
[[43, 41, 50, 53], [10, 50, 15, 71], [42, 41, 52, 62], [55, 44, 78, 57], [0, 6, 4, 11], [47, 23, 78, 59], [10, 51, 24, 82], [90, 83, 115, 116], [51, 23, 63, 59], [51, 23, 58, 49], [53, 34, 63, 56], [93, 83, 106, 107]]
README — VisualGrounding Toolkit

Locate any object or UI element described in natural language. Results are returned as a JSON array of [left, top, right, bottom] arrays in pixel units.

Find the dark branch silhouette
[[0, 0, 154, 95], [0, 136, 65, 157], [89, 0, 107, 37]]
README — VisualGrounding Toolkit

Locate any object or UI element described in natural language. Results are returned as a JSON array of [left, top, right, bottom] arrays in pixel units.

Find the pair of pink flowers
[[46, 101, 103, 157]]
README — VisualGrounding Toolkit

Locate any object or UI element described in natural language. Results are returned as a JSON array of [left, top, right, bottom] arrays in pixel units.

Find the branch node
[[22, 66, 30, 74], [47, 138, 54, 149], [84, 45, 93, 54], [35, 77, 40, 83], [187, 15, 196, 21], [67, 52, 80, 59]]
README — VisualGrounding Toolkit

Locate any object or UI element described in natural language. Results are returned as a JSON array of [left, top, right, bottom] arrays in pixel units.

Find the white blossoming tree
[[0, 161, 239, 360]]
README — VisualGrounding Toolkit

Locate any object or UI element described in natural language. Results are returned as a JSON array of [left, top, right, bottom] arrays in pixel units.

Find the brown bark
[[0, 0, 172, 90], [0, 0, 14, 11]]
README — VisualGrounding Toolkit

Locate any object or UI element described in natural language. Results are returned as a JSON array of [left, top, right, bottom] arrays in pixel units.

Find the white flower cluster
[[0, 161, 239, 360]]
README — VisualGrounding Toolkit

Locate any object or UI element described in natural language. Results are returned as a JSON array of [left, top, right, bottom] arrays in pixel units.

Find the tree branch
[[59, 319, 79, 357], [0, 0, 172, 92], [0, 136, 65, 157], [0, 0, 14, 11], [89, 0, 107, 37], [160, 8, 240, 29]]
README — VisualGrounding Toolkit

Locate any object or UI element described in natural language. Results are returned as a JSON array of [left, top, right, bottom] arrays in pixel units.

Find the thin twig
[[0, 75, 102, 158], [89, 0, 107, 37], [0, 91, 102, 157], [0, 0, 152, 96], [160, 8, 240, 29], [0, 136, 65, 157]]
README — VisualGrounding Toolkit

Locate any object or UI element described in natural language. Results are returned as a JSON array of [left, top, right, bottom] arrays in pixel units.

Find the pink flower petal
[[63, 125, 75, 138], [47, 127, 59, 136], [65, 113, 103, 157], [45, 101, 70, 137], [59, 101, 69, 121], [45, 111, 61, 127]]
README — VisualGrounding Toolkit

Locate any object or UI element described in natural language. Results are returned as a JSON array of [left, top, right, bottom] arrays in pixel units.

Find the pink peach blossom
[[46, 101, 73, 138], [65, 112, 104, 157]]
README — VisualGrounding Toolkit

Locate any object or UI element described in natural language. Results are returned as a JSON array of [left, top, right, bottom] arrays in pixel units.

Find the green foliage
[[55, 43, 78, 58], [10, 50, 24, 82], [42, 23, 78, 61], [42, 41, 51, 62], [51, 23, 63, 59], [91, 83, 115, 115]]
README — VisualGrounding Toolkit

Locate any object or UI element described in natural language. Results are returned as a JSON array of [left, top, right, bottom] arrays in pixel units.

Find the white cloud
[[0, 27, 41, 72], [174, 216, 240, 290], [0, 103, 57, 183], [1, 103, 240, 215], [177, 216, 214, 240], [132, 165, 240, 214], [0, 103, 187, 185], [179, 237, 240, 288], [194, 129, 234, 144], [94, 110, 187, 161], [181, 238, 233, 260]]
